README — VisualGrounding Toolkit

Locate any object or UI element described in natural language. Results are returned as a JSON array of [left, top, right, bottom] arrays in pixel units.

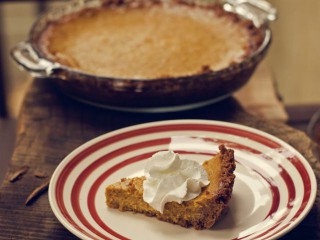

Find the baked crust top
[[39, 0, 263, 79]]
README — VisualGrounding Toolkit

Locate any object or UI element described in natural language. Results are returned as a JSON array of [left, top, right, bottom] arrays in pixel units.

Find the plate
[[49, 120, 317, 240]]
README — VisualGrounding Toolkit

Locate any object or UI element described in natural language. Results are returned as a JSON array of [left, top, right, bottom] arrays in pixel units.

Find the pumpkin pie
[[39, 0, 263, 79], [105, 145, 236, 229]]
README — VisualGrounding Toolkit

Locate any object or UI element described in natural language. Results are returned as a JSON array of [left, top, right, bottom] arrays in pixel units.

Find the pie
[[39, 0, 263, 79], [105, 145, 236, 229]]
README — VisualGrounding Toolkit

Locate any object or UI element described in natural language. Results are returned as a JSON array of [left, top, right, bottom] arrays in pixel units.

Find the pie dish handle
[[11, 41, 61, 78], [223, 0, 277, 27]]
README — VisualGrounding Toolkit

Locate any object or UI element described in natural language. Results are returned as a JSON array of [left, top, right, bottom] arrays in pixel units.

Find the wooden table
[[0, 78, 319, 239]]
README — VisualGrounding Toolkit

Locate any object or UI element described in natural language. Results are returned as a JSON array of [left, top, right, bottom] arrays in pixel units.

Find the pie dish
[[105, 145, 236, 229], [12, 0, 276, 112], [48, 120, 317, 240]]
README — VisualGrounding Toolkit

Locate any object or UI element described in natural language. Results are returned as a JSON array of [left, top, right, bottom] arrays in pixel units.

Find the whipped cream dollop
[[142, 151, 210, 213]]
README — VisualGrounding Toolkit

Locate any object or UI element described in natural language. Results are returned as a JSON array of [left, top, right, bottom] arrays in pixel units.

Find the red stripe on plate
[[239, 166, 296, 240], [253, 169, 280, 220], [260, 156, 313, 240], [288, 156, 312, 217]]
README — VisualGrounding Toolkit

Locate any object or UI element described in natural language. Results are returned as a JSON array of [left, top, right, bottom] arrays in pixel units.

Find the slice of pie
[[105, 145, 236, 230]]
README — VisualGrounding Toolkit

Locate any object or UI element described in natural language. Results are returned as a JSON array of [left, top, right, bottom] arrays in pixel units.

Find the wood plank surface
[[235, 62, 288, 121], [0, 79, 319, 239]]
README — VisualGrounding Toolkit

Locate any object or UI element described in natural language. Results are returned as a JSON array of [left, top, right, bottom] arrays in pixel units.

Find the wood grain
[[0, 79, 319, 239], [235, 62, 288, 121]]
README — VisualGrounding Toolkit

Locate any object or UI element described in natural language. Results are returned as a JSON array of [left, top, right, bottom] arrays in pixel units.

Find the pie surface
[[40, 2, 261, 79]]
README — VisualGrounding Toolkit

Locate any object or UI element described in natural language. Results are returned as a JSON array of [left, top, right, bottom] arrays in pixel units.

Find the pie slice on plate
[[105, 145, 236, 230]]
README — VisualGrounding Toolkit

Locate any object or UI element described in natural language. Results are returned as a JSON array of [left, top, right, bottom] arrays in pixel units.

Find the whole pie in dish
[[39, 0, 264, 79], [105, 145, 236, 229]]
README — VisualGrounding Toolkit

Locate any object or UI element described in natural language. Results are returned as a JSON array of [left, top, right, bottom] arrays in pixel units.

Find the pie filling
[[40, 3, 262, 79]]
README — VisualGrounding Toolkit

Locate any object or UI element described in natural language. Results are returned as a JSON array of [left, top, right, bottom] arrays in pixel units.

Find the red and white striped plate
[[49, 120, 317, 240]]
